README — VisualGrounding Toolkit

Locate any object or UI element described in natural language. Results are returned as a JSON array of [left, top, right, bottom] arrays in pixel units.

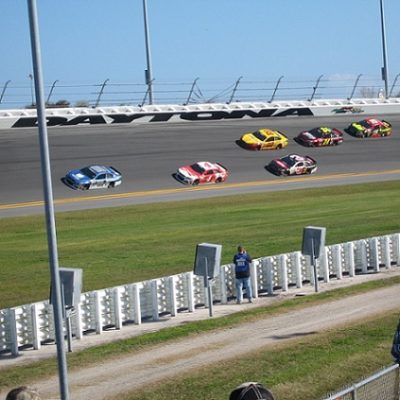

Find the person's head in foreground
[[6, 386, 41, 400], [229, 382, 275, 400]]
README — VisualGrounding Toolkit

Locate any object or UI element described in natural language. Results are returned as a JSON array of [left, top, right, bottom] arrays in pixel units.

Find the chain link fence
[[322, 363, 400, 400]]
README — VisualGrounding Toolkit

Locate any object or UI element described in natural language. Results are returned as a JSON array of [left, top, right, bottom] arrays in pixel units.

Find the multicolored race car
[[62, 165, 122, 190], [174, 161, 228, 185], [345, 118, 392, 138], [266, 154, 317, 176], [238, 128, 288, 150], [294, 127, 343, 147]]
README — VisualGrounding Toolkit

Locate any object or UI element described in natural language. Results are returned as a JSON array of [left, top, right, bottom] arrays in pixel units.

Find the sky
[[1, 0, 400, 106]]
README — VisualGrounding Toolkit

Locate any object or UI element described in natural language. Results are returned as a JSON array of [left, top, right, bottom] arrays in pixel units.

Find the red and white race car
[[174, 161, 228, 185]]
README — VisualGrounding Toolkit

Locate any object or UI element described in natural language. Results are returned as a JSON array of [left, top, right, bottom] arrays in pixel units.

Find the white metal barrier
[[0, 233, 399, 356]]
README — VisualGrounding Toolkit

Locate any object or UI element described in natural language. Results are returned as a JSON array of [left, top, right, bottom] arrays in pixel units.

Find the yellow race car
[[238, 128, 288, 150]]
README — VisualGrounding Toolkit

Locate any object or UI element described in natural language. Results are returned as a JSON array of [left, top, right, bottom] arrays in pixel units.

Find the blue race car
[[62, 165, 122, 190]]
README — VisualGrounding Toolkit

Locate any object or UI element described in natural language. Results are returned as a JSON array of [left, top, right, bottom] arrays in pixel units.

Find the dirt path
[[1, 270, 400, 399]]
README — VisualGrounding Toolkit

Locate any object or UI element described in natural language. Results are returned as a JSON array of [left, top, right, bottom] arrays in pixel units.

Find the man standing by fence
[[233, 245, 253, 304]]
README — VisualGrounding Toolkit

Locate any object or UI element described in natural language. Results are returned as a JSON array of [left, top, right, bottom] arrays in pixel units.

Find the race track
[[0, 113, 399, 217]]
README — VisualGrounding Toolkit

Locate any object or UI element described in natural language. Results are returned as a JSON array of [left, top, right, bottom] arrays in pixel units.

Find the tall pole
[[29, 73, 34, 106], [142, 0, 154, 104], [380, 0, 389, 98], [27, 1, 70, 399]]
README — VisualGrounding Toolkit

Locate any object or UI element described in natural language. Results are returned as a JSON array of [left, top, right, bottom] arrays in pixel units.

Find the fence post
[[169, 276, 177, 316], [0, 80, 11, 105], [294, 251, 303, 288], [383, 236, 391, 269], [279, 255, 288, 291], [360, 241, 368, 274], [31, 303, 41, 350], [348, 74, 362, 101], [187, 272, 195, 312], [320, 247, 330, 283], [333, 245, 343, 279], [270, 75, 284, 103], [113, 287, 122, 330], [220, 266, 228, 304], [46, 79, 58, 104], [389, 73, 400, 97], [8, 308, 19, 356], [228, 76, 242, 103], [394, 234, 400, 266], [370, 237, 380, 272], [94, 78, 109, 108], [250, 260, 258, 298], [151, 280, 159, 321], [185, 77, 199, 105], [74, 300, 83, 340], [265, 258, 274, 295], [94, 291, 102, 334], [132, 284, 142, 325], [308, 74, 323, 102], [345, 242, 355, 277]]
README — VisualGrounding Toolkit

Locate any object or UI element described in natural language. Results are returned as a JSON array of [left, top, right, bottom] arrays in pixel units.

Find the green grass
[[0, 277, 399, 399], [1, 181, 400, 308]]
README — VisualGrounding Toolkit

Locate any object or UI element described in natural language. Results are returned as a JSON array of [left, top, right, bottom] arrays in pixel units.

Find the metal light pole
[[27, 1, 70, 399], [380, 0, 389, 98], [142, 0, 154, 104], [29, 73, 34, 106]]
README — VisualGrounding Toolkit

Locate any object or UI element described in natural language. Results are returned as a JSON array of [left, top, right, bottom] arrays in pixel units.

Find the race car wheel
[[216, 177, 222, 183], [193, 180, 199, 186], [108, 182, 115, 188], [276, 144, 282, 150]]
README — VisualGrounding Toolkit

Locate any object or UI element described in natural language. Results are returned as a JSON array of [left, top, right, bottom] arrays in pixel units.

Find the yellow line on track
[[1, 169, 399, 211]]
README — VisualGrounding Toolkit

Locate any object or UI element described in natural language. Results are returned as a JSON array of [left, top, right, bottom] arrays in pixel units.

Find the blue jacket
[[233, 252, 252, 278]]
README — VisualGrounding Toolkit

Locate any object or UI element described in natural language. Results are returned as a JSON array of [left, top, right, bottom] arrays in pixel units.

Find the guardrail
[[0, 233, 399, 356], [1, 98, 400, 129]]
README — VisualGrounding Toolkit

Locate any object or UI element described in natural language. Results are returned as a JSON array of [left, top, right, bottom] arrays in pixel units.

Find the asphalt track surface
[[0, 113, 399, 217]]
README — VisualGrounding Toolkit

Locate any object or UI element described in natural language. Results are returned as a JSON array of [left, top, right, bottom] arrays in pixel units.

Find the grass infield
[[0, 180, 399, 309]]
